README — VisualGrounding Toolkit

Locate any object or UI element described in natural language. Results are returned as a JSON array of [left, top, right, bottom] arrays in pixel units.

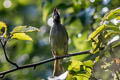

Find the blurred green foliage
[[0, 0, 120, 80]]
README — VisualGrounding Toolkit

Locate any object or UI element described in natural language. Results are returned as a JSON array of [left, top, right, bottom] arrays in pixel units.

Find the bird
[[49, 7, 68, 76]]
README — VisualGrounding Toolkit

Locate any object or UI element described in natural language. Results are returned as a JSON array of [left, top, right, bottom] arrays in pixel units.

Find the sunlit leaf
[[90, 36, 101, 54], [88, 25, 105, 40], [83, 60, 94, 68], [95, 56, 100, 63], [102, 7, 120, 23], [0, 21, 7, 37], [67, 60, 92, 80], [68, 60, 83, 72], [85, 68, 92, 78], [11, 33, 32, 41], [11, 26, 40, 34], [105, 25, 119, 31], [75, 75, 89, 80], [107, 8, 120, 20], [104, 31, 120, 40], [90, 49, 99, 54]]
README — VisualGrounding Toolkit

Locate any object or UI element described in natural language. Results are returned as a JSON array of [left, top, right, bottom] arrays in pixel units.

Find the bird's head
[[53, 7, 60, 23]]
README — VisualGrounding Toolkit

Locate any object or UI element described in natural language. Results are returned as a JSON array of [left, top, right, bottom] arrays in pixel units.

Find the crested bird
[[49, 7, 68, 76]]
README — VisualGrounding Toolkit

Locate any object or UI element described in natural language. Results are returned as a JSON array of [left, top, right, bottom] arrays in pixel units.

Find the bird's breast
[[50, 24, 68, 55]]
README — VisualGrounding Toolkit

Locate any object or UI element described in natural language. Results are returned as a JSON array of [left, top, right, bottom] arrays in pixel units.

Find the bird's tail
[[53, 59, 64, 76]]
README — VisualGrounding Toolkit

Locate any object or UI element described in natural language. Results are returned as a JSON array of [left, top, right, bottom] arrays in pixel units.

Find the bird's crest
[[53, 7, 60, 23]]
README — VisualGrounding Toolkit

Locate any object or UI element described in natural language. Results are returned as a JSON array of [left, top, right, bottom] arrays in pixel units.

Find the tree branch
[[0, 40, 19, 68], [0, 50, 90, 78]]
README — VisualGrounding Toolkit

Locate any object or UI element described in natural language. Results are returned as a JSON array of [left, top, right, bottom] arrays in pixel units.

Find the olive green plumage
[[49, 8, 68, 76]]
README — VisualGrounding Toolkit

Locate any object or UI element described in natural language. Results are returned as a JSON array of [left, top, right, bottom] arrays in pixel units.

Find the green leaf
[[83, 60, 94, 68], [107, 8, 120, 20], [11, 33, 32, 41], [88, 25, 105, 40], [11, 26, 40, 34], [74, 75, 89, 80], [105, 25, 120, 31], [102, 8, 120, 22], [68, 60, 83, 72], [67, 60, 92, 80]]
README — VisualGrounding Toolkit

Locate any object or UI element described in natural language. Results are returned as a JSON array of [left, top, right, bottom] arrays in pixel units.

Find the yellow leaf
[[88, 25, 105, 40], [0, 21, 7, 37], [11, 33, 32, 41], [83, 60, 94, 68], [11, 26, 40, 34], [68, 60, 83, 72]]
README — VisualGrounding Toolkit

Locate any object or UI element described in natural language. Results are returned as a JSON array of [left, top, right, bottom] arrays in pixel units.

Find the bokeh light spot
[[47, 17, 54, 27], [3, 0, 12, 8]]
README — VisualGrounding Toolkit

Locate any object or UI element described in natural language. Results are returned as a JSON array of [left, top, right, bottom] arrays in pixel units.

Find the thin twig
[[0, 50, 90, 78], [0, 40, 19, 68]]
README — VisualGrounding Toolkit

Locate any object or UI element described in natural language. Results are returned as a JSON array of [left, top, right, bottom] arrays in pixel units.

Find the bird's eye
[[1, 27, 5, 33]]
